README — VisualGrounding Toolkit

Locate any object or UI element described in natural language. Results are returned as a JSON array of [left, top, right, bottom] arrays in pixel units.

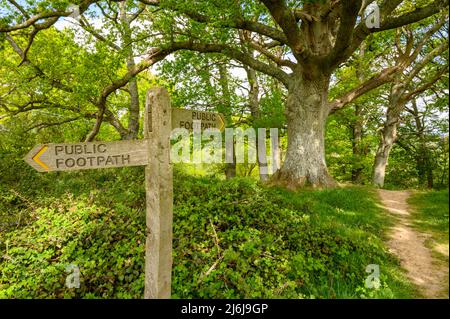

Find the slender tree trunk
[[120, 3, 140, 140], [225, 162, 237, 179], [245, 66, 269, 181], [352, 104, 364, 183], [126, 61, 140, 140], [372, 82, 405, 187], [218, 64, 236, 179], [410, 100, 434, 189], [427, 164, 434, 189], [272, 72, 335, 189], [351, 44, 366, 184], [372, 115, 400, 187], [416, 153, 427, 187], [415, 144, 434, 189]]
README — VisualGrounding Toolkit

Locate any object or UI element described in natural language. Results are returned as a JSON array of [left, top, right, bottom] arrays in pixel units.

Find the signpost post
[[24, 87, 225, 299], [144, 87, 173, 299]]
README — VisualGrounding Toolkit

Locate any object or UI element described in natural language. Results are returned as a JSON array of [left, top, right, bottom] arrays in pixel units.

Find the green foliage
[[0, 166, 415, 298], [408, 189, 449, 297], [409, 189, 449, 237], [0, 0, 446, 300]]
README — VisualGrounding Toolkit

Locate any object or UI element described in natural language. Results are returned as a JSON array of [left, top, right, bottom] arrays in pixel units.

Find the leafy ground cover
[[0, 161, 416, 298]]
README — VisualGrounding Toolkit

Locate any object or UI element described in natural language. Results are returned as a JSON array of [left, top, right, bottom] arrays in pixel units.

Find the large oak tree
[[1, 0, 448, 188]]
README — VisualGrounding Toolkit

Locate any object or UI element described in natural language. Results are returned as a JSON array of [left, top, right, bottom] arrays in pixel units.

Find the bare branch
[[174, 7, 289, 45], [0, 11, 66, 32], [0, 1, 97, 32], [84, 45, 177, 141]]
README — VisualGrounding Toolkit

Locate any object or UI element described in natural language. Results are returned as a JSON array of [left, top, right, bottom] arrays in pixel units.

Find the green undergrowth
[[408, 189, 449, 298], [0, 161, 417, 298], [408, 189, 449, 238], [408, 190, 449, 261]]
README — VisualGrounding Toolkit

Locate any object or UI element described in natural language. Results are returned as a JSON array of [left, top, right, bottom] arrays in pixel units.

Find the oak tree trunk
[[271, 72, 335, 189]]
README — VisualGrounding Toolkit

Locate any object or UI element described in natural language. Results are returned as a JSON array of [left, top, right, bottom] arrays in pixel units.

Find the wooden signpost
[[23, 87, 225, 299], [172, 108, 225, 131], [24, 140, 148, 172], [143, 88, 173, 299]]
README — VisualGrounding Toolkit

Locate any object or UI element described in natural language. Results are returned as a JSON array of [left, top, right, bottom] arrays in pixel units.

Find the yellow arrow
[[218, 114, 225, 131], [32, 145, 49, 171]]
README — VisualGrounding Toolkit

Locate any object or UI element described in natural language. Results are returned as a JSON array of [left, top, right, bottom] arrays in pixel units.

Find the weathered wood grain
[[24, 140, 148, 172], [144, 87, 173, 299], [172, 108, 225, 131]]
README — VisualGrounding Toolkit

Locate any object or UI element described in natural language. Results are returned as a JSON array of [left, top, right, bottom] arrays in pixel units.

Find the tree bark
[[372, 82, 405, 187], [125, 60, 140, 140], [410, 100, 434, 189], [245, 65, 269, 181], [351, 43, 366, 184], [120, 2, 140, 140], [271, 72, 336, 189], [218, 63, 236, 179], [352, 103, 364, 184]]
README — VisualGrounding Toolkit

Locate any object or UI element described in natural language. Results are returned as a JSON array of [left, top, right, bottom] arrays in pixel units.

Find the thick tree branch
[[260, 0, 305, 58], [330, 66, 399, 112], [402, 66, 448, 102], [346, 0, 447, 68], [293, 9, 319, 23], [327, 0, 362, 69], [378, 0, 449, 32], [173, 7, 289, 45], [247, 40, 296, 69], [0, 1, 97, 32], [170, 41, 291, 87]]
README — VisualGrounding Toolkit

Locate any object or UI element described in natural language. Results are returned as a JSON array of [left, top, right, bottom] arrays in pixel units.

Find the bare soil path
[[377, 189, 448, 299]]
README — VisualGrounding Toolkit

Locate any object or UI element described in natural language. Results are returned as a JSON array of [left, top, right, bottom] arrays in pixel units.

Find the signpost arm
[[144, 87, 173, 299]]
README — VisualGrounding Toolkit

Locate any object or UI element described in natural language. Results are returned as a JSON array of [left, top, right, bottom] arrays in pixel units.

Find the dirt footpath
[[377, 189, 448, 299]]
